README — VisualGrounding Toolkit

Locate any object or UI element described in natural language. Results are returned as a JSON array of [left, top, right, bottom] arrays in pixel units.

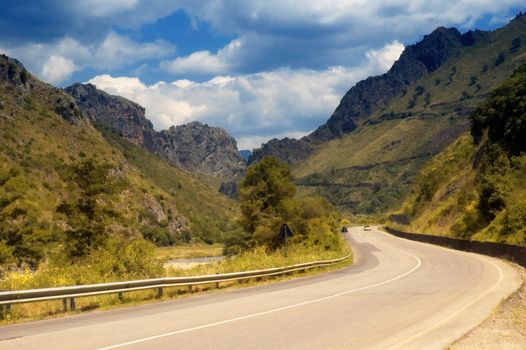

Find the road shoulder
[[452, 262, 526, 349]]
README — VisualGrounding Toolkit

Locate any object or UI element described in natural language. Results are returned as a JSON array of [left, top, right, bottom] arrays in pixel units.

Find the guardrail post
[[216, 282, 220, 289], [188, 285, 193, 293], [156, 287, 163, 298], [1, 304, 11, 319], [69, 298, 76, 311], [63, 298, 68, 312], [118, 292, 123, 301]]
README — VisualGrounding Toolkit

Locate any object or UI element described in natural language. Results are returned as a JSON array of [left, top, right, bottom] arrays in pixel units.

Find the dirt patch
[[452, 263, 526, 349]]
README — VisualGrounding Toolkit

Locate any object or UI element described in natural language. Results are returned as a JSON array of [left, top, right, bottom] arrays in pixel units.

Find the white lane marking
[[96, 235, 422, 350], [379, 229, 506, 349]]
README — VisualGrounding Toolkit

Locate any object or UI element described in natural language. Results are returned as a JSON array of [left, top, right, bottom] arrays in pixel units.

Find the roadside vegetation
[[0, 153, 349, 322], [0, 57, 349, 323], [393, 62, 526, 246]]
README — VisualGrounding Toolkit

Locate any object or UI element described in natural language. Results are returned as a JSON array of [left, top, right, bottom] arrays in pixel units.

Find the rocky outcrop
[[0, 55, 30, 90], [66, 83, 157, 150], [157, 121, 245, 178], [0, 54, 86, 126], [250, 26, 488, 164], [248, 137, 314, 165], [66, 83, 245, 179], [219, 181, 239, 199]]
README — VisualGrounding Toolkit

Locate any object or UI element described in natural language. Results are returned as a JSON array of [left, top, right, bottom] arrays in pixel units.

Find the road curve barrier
[[385, 227, 526, 268], [0, 253, 351, 318]]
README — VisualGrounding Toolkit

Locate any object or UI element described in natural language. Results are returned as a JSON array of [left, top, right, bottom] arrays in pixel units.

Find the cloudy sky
[[0, 1, 523, 149]]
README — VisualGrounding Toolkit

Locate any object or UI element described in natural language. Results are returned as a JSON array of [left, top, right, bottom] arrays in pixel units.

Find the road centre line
[[96, 236, 422, 350]]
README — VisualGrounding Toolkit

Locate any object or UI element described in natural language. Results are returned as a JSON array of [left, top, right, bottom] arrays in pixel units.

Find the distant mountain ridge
[[66, 83, 245, 179], [249, 26, 489, 165], [250, 14, 526, 215]]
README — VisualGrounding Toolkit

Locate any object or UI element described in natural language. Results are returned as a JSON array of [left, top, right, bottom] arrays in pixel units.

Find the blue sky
[[0, 1, 523, 149]]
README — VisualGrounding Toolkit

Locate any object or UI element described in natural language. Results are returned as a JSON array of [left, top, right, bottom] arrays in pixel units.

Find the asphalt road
[[0, 227, 521, 349]]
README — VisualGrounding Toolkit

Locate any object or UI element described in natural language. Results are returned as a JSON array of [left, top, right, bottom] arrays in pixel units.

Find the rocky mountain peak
[[160, 121, 245, 178], [66, 83, 245, 179], [65, 83, 155, 149], [391, 27, 463, 76]]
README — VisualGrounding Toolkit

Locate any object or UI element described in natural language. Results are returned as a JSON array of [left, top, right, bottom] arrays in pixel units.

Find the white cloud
[[365, 40, 405, 72], [94, 32, 174, 70], [41, 55, 77, 84], [89, 74, 206, 126], [160, 39, 241, 75], [0, 32, 175, 84], [88, 41, 401, 149], [73, 0, 139, 17], [161, 50, 227, 74], [175, 0, 523, 74]]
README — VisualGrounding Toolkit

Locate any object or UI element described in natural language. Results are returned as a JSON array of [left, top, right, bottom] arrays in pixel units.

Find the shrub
[[495, 52, 505, 66], [470, 63, 526, 154], [510, 37, 522, 53], [480, 201, 526, 245]]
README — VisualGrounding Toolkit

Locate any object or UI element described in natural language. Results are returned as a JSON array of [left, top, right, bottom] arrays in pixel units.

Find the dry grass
[[0, 243, 352, 325], [154, 244, 224, 260]]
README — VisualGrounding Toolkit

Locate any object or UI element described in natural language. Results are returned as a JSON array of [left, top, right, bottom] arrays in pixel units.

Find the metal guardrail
[[385, 227, 526, 268], [0, 254, 350, 316]]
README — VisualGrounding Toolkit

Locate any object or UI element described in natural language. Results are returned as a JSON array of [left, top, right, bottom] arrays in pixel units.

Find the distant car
[[364, 225, 371, 231]]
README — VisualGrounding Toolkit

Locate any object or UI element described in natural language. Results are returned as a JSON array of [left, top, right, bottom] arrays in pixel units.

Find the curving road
[[0, 227, 521, 349]]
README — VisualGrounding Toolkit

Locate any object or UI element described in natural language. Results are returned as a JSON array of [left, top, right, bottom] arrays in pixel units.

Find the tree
[[470, 63, 526, 155], [238, 157, 295, 247], [57, 159, 124, 259]]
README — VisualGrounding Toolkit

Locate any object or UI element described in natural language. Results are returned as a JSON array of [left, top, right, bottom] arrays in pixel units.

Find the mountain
[[250, 137, 314, 165], [66, 83, 245, 179], [0, 54, 238, 267], [392, 62, 526, 246], [65, 83, 157, 150], [309, 26, 479, 142], [254, 14, 526, 215], [157, 121, 245, 178], [249, 26, 487, 165]]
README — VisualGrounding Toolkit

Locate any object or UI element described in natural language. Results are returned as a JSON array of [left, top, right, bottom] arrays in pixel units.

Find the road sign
[[280, 223, 293, 257], [341, 226, 348, 233], [280, 223, 293, 239]]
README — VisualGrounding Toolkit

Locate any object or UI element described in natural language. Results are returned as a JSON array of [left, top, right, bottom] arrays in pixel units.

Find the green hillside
[[393, 62, 526, 246], [0, 55, 238, 268], [293, 15, 526, 215]]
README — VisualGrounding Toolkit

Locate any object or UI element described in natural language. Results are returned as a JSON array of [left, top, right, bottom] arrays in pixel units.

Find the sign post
[[280, 223, 293, 257]]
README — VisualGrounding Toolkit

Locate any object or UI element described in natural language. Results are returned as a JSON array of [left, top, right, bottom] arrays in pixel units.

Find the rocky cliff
[[157, 121, 245, 178], [65, 83, 157, 150], [66, 83, 245, 179]]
